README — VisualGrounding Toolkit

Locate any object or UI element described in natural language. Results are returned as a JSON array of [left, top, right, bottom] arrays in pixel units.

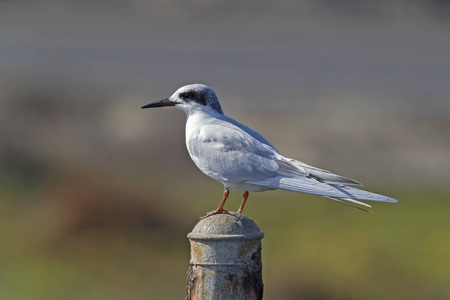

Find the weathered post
[[186, 212, 264, 300]]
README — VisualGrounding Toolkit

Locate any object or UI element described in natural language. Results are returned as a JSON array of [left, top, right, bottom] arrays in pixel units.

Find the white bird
[[142, 84, 398, 218]]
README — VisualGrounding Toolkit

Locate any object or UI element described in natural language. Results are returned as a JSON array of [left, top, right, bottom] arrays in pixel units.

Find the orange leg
[[201, 188, 230, 219], [237, 191, 249, 214]]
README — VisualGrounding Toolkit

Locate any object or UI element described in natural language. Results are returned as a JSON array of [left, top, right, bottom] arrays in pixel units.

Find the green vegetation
[[1, 171, 449, 300]]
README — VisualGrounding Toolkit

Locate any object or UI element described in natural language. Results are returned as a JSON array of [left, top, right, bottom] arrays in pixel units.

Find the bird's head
[[141, 84, 223, 115]]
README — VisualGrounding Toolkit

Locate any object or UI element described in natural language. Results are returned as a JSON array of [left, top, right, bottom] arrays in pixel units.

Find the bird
[[141, 84, 398, 218]]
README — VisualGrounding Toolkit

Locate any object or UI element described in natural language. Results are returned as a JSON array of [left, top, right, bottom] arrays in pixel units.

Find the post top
[[187, 212, 264, 240]]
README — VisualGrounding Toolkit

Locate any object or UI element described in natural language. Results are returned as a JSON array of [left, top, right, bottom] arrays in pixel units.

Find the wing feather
[[324, 197, 373, 213], [246, 176, 399, 203], [185, 114, 399, 208], [283, 158, 362, 186], [187, 123, 280, 183]]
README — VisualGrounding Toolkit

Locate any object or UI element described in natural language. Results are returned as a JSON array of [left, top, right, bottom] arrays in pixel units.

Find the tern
[[142, 84, 398, 218]]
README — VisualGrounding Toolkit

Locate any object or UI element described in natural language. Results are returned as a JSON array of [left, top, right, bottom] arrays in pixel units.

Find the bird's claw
[[200, 209, 228, 219]]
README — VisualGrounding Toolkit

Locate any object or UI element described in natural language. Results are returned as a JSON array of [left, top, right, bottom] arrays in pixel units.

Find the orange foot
[[200, 209, 228, 219]]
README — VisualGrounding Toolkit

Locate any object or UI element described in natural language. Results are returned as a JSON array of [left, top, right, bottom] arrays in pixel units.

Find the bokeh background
[[1, 1, 450, 299]]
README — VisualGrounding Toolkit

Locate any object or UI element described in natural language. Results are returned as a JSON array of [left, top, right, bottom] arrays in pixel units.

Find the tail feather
[[286, 159, 363, 186], [324, 197, 373, 213], [246, 176, 399, 206], [332, 185, 399, 203], [340, 198, 372, 208]]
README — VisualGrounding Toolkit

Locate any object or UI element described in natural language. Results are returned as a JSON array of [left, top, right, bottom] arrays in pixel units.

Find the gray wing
[[246, 176, 398, 203], [277, 158, 362, 186], [218, 115, 279, 152], [187, 123, 281, 183], [188, 118, 398, 210], [220, 115, 361, 186], [247, 155, 398, 209]]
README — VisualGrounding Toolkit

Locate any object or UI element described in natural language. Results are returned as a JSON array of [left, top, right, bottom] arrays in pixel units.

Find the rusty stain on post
[[186, 212, 264, 300]]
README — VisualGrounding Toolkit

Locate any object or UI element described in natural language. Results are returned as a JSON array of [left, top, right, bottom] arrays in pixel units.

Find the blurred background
[[1, 1, 450, 299]]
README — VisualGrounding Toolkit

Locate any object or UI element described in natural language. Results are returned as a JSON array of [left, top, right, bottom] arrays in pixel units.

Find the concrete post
[[186, 212, 264, 300]]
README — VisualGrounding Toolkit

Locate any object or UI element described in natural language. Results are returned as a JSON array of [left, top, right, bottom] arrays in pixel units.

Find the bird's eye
[[180, 92, 194, 100]]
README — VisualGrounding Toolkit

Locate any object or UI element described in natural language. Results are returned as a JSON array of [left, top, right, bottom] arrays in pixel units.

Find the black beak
[[141, 98, 176, 109]]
